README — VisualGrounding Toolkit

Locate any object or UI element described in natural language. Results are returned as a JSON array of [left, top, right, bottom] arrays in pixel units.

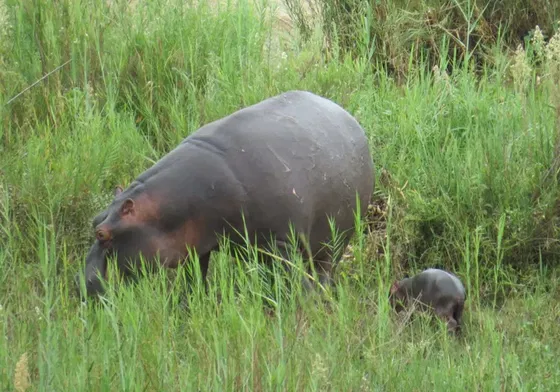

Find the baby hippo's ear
[[389, 281, 400, 296]]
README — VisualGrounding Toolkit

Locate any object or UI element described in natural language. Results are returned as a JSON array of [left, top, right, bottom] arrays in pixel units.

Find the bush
[[284, 0, 560, 78]]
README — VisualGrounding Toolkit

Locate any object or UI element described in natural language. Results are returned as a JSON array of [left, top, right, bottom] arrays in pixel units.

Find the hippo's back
[[188, 90, 370, 158], [420, 269, 466, 300], [185, 90, 375, 250]]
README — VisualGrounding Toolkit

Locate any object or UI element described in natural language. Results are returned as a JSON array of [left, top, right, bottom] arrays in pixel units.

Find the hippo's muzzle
[[76, 242, 107, 299]]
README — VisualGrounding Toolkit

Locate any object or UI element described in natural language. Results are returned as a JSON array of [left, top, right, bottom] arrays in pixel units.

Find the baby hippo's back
[[412, 268, 466, 306]]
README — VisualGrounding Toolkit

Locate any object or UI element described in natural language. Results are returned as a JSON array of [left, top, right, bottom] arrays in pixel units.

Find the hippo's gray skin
[[389, 268, 467, 334], [77, 90, 375, 299]]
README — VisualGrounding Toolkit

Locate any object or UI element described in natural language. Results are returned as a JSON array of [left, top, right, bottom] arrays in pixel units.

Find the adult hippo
[[76, 90, 375, 298]]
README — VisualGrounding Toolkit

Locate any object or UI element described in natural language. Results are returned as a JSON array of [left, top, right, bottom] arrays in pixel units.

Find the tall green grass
[[1, 0, 560, 390], [2, 204, 560, 390]]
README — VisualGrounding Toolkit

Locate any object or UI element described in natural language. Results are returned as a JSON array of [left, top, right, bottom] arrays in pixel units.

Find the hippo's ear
[[390, 281, 400, 295], [114, 185, 124, 197], [120, 198, 135, 216]]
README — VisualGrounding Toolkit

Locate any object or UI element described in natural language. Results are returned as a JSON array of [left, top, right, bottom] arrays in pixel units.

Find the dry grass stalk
[[13, 352, 31, 392]]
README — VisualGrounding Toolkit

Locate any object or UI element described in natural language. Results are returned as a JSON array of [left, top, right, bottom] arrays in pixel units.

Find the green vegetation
[[1, 0, 560, 390]]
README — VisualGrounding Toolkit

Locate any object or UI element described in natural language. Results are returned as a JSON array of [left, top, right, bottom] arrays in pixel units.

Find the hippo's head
[[388, 280, 407, 312], [76, 185, 200, 299]]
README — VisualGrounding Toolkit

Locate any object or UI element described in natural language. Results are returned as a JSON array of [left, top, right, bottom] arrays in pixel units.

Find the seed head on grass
[[432, 64, 451, 89], [34, 306, 42, 321], [531, 25, 545, 61], [359, 373, 370, 392], [545, 29, 560, 83], [311, 353, 329, 386], [14, 352, 31, 392], [510, 44, 532, 92], [0, 0, 12, 59], [0, 0, 11, 37]]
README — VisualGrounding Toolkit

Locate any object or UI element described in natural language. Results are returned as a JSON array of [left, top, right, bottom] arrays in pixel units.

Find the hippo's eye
[[96, 229, 111, 243]]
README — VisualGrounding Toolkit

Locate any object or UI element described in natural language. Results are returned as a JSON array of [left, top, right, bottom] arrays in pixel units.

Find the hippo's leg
[[264, 238, 336, 294], [265, 238, 316, 293], [446, 317, 459, 334], [270, 239, 301, 276], [309, 241, 345, 289], [296, 258, 334, 294], [198, 252, 211, 281], [194, 252, 214, 295], [434, 302, 459, 335], [317, 259, 335, 286], [182, 252, 211, 293], [452, 300, 465, 334]]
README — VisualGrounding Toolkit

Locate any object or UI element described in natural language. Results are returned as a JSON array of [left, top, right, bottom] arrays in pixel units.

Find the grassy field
[[1, 0, 560, 390]]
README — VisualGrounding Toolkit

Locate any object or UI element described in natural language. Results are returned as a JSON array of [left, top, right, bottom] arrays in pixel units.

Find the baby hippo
[[389, 268, 466, 335]]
